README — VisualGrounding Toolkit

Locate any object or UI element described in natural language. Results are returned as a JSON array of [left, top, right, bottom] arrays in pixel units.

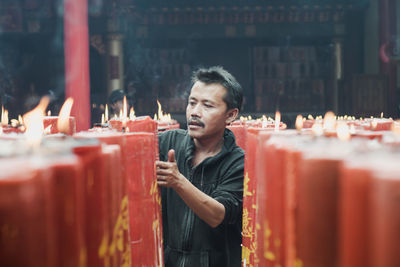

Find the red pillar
[[64, 0, 91, 131], [379, 0, 397, 117]]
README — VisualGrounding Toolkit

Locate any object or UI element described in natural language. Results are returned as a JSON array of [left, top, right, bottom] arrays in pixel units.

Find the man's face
[[111, 100, 124, 114], [186, 81, 235, 141]]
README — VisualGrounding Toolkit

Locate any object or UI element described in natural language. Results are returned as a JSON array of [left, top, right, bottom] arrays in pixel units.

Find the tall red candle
[[125, 132, 163, 267], [369, 156, 400, 267], [242, 127, 270, 266], [47, 155, 86, 267], [0, 158, 56, 267], [338, 157, 373, 267], [64, 0, 90, 131], [75, 130, 132, 266], [295, 140, 353, 267], [73, 141, 110, 267], [227, 124, 246, 151]]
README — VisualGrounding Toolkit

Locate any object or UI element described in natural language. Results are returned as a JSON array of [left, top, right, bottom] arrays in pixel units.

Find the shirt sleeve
[[211, 155, 244, 225]]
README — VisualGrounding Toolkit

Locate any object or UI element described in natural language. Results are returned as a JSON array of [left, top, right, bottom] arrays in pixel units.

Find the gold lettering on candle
[[263, 220, 275, 261], [244, 172, 252, 196], [150, 179, 161, 206], [99, 196, 131, 267]]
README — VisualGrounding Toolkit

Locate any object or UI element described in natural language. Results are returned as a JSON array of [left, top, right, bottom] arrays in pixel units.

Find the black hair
[[191, 66, 243, 112], [108, 89, 125, 104]]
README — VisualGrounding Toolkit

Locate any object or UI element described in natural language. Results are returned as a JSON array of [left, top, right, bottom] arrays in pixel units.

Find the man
[[108, 89, 126, 117], [156, 66, 244, 267]]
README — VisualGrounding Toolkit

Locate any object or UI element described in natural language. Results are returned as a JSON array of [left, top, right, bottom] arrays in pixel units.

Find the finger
[[156, 161, 172, 169], [168, 149, 176, 163], [156, 169, 171, 176], [157, 180, 169, 187]]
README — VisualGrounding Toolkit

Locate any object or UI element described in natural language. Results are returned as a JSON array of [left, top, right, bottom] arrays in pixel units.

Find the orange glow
[[129, 106, 136, 120], [1, 106, 8, 126], [323, 111, 336, 131], [105, 104, 109, 122], [122, 96, 128, 127], [311, 122, 323, 136], [274, 111, 281, 132], [57, 97, 74, 134], [295, 114, 303, 130], [336, 122, 351, 141], [23, 96, 50, 148]]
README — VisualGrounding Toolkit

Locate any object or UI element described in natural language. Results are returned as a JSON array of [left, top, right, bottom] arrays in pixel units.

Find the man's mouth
[[188, 118, 205, 128]]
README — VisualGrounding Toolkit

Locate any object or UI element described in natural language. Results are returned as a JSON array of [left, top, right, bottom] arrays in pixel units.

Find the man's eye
[[189, 101, 196, 106], [204, 104, 213, 108]]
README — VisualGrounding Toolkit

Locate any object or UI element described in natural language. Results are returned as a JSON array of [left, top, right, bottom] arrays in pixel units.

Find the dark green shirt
[[159, 129, 244, 267]]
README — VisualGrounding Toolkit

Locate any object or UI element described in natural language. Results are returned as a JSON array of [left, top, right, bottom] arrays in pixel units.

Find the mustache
[[187, 117, 205, 127]]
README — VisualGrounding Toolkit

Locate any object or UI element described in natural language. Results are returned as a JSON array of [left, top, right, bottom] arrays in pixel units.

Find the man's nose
[[190, 104, 202, 117]]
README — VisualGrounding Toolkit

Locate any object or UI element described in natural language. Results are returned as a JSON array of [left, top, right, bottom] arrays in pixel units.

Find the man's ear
[[225, 108, 239, 125]]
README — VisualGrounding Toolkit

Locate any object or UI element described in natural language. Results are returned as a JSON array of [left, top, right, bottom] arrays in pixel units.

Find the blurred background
[[0, 0, 398, 127]]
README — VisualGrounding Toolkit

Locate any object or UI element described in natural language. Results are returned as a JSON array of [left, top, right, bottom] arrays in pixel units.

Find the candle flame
[[122, 96, 128, 127], [156, 100, 172, 122], [391, 120, 400, 135], [371, 120, 378, 130], [274, 111, 281, 132], [47, 110, 51, 116], [57, 97, 74, 134], [295, 114, 303, 130], [311, 122, 323, 136], [129, 106, 136, 120], [380, 112, 384, 118], [105, 104, 109, 122], [1, 106, 8, 126], [23, 96, 50, 148], [10, 119, 19, 128], [101, 113, 105, 125], [336, 122, 351, 141], [261, 115, 268, 128], [323, 111, 336, 131], [307, 114, 314, 120]]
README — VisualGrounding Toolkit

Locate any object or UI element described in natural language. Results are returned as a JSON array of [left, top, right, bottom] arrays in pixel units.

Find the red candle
[[47, 155, 86, 267], [283, 141, 303, 267], [256, 135, 285, 267], [43, 116, 76, 135], [369, 156, 400, 267], [296, 140, 353, 267], [255, 131, 298, 267], [75, 130, 132, 266], [0, 158, 57, 267], [125, 132, 163, 267], [72, 141, 111, 267], [64, 0, 90, 131], [157, 120, 180, 132], [242, 127, 271, 266], [338, 157, 373, 267], [227, 124, 246, 150]]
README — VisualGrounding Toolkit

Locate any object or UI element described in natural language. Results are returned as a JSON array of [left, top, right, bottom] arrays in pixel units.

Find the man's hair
[[108, 89, 125, 104], [191, 66, 243, 112]]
